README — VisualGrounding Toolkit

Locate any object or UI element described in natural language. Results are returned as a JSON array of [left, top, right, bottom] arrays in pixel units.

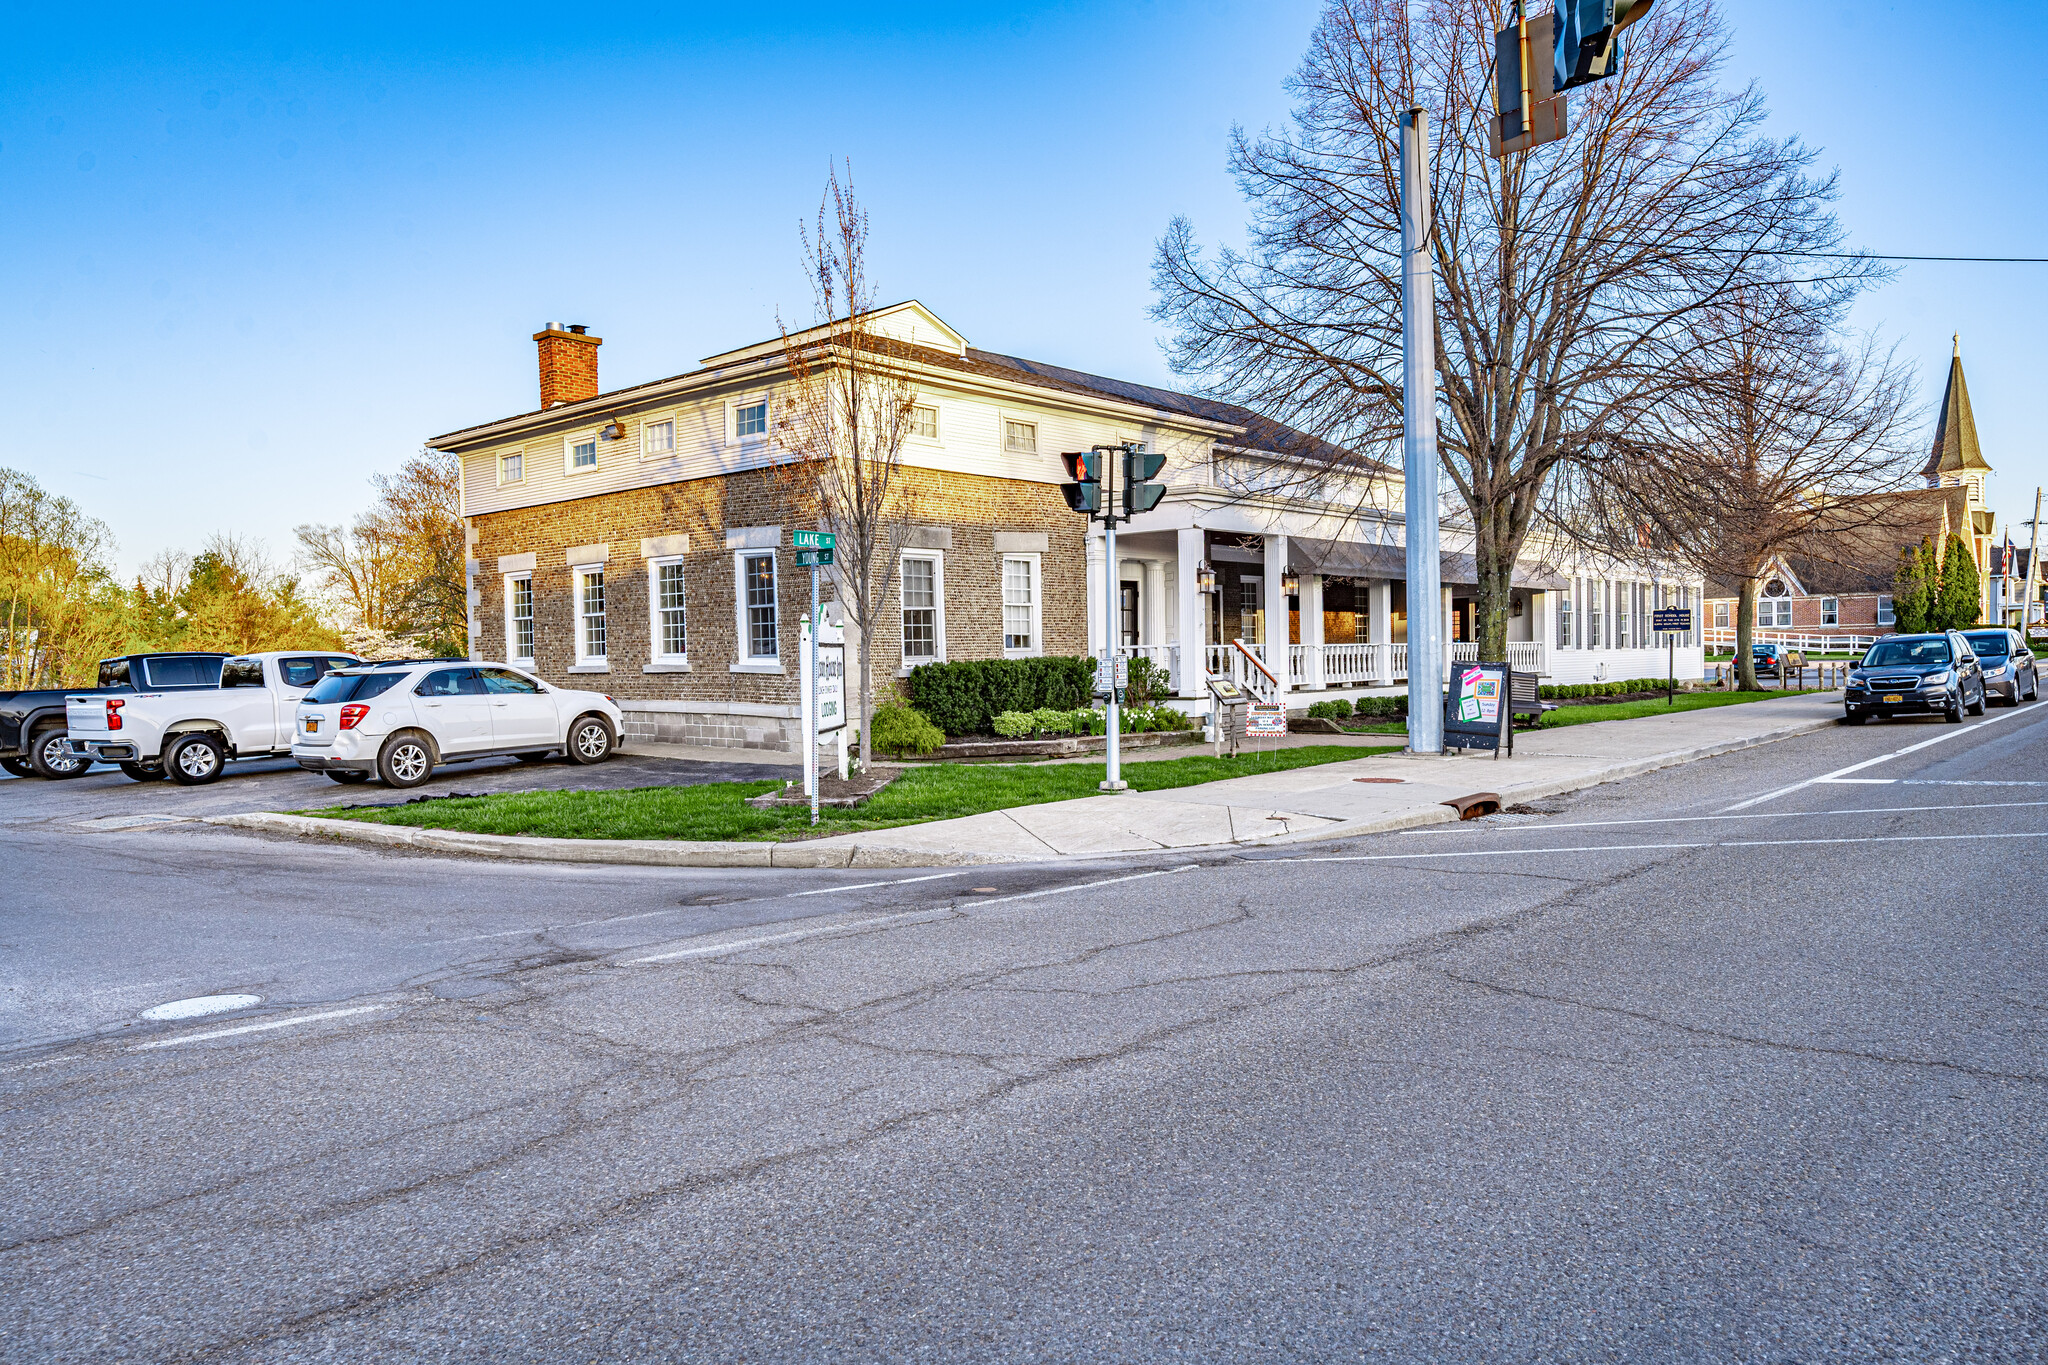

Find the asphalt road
[[3, 704, 2045, 1361]]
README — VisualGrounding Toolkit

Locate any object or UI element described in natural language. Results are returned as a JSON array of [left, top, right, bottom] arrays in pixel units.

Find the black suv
[[1843, 632, 1987, 724]]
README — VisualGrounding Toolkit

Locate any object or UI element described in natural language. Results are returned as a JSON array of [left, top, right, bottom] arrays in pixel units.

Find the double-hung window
[[567, 435, 598, 474], [649, 559, 687, 663], [575, 566, 606, 665], [1556, 587, 1573, 649], [499, 451, 524, 484], [739, 552, 778, 663], [900, 553, 943, 665], [1587, 579, 1604, 648], [734, 401, 768, 440], [1003, 420, 1037, 455], [506, 573, 534, 664], [1877, 595, 1895, 627], [1714, 600, 1730, 628], [1003, 555, 1041, 655], [643, 418, 675, 458], [1820, 597, 1839, 626], [909, 405, 939, 440], [1617, 584, 1633, 649]]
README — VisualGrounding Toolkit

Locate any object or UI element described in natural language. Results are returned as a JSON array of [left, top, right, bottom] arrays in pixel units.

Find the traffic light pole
[[1400, 108, 1445, 755], [1100, 443, 1126, 793]]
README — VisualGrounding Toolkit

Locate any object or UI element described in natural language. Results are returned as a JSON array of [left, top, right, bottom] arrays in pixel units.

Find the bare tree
[[773, 166, 919, 770], [1557, 280, 1918, 689], [138, 547, 193, 602], [294, 517, 395, 632], [1152, 0, 1880, 658]]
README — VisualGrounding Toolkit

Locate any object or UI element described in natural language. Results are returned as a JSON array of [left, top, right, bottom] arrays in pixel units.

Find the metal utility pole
[[2024, 487, 2043, 629], [1102, 452, 1124, 793], [1400, 107, 1444, 755]]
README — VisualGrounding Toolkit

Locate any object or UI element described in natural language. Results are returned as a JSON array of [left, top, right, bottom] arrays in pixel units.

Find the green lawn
[[1336, 686, 1825, 735], [308, 744, 1397, 842], [1536, 687, 1823, 728]]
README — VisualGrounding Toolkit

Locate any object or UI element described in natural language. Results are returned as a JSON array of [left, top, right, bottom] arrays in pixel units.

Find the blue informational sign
[[1652, 608, 1693, 634]]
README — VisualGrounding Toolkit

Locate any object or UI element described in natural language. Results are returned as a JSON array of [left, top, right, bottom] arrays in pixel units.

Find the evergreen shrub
[[906, 657, 1097, 735]]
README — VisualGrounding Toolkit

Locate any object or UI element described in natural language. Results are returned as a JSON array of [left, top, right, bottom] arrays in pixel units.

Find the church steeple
[[1922, 335, 1991, 487]]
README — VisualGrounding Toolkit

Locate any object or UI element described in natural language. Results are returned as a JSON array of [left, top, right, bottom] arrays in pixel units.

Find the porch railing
[[1184, 640, 1547, 693], [1114, 644, 1181, 691]]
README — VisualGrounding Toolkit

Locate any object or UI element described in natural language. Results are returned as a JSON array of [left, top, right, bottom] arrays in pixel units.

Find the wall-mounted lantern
[[1196, 560, 1217, 593]]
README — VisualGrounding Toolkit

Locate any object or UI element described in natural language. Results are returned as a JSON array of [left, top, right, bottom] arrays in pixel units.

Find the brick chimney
[[533, 322, 601, 409]]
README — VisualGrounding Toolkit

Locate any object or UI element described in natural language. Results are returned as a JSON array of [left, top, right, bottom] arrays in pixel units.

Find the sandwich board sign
[[1442, 661, 1512, 755]]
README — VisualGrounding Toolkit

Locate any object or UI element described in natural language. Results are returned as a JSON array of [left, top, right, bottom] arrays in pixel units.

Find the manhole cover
[[142, 994, 262, 1021]]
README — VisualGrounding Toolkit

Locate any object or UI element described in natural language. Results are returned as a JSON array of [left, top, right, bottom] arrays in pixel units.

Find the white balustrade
[[1115, 643, 1181, 691]]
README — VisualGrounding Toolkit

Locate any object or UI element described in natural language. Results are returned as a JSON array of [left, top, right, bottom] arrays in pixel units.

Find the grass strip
[[1536, 688, 1822, 728], [308, 744, 1396, 843]]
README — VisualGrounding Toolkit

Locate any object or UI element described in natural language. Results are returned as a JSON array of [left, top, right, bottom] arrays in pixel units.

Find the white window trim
[[1820, 596, 1840, 626], [572, 563, 608, 668], [1877, 595, 1896, 626], [639, 414, 678, 462], [999, 413, 1039, 458], [1002, 553, 1043, 658], [731, 549, 782, 672], [563, 431, 601, 477], [727, 395, 771, 447], [497, 449, 525, 486], [504, 572, 534, 665], [647, 555, 690, 669], [899, 549, 946, 670], [907, 400, 942, 446]]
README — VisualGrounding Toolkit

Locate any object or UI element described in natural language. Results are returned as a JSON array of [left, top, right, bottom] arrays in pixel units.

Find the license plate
[[1882, 694, 1903, 705], [304, 718, 320, 733]]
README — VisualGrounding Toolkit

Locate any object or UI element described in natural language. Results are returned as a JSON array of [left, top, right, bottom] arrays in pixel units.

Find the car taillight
[[339, 704, 370, 730], [105, 698, 124, 731]]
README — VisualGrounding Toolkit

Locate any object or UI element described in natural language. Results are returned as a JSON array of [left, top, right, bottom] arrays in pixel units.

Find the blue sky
[[3, 1, 2044, 576]]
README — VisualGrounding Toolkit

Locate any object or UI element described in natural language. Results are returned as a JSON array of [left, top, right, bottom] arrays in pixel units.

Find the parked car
[[1, 652, 231, 780], [66, 650, 361, 784], [1842, 632, 1987, 724], [1960, 628, 2039, 706], [1751, 642, 1805, 680], [290, 660, 622, 788]]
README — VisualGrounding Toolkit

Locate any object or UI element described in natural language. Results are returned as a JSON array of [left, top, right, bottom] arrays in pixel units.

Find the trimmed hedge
[[1538, 677, 1685, 700], [906, 656, 1096, 736]]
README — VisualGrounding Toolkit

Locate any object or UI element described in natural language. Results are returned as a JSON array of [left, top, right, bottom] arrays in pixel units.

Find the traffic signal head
[[1060, 451, 1103, 517], [1123, 449, 1166, 515], [1554, 0, 1654, 93]]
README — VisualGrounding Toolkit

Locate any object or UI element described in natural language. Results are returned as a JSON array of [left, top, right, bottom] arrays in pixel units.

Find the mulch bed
[[744, 765, 902, 810]]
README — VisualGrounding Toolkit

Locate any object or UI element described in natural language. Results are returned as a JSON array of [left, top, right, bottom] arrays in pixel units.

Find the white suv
[[292, 660, 623, 788]]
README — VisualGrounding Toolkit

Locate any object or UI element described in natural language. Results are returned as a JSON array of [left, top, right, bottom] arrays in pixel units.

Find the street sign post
[[1653, 607, 1693, 705], [796, 528, 839, 822]]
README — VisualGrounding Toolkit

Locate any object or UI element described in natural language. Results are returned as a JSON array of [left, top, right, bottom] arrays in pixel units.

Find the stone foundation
[[619, 700, 802, 754]]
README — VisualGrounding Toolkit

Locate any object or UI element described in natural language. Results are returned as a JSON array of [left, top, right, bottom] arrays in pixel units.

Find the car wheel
[[28, 728, 93, 779], [1944, 692, 1964, 723], [514, 752, 554, 764], [566, 715, 613, 765], [165, 733, 228, 785], [119, 761, 165, 782], [1, 756, 34, 778], [1968, 687, 1986, 717], [325, 769, 374, 785], [377, 732, 436, 788]]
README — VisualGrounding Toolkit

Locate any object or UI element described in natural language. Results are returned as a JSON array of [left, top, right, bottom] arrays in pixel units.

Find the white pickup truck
[[67, 650, 361, 784]]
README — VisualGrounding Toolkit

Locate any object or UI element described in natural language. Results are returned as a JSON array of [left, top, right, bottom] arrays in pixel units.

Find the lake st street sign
[[793, 530, 836, 549]]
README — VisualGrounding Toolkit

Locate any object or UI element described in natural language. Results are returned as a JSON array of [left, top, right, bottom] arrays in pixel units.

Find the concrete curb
[[204, 712, 1842, 870], [201, 812, 1026, 868]]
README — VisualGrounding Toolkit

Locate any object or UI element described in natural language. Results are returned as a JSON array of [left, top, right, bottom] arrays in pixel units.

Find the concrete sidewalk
[[211, 693, 1845, 868]]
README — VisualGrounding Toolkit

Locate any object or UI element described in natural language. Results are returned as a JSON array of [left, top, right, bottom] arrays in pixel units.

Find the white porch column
[[1302, 572, 1326, 689], [1369, 579, 1392, 645], [1142, 559, 1168, 647], [1176, 528, 1206, 698], [1085, 529, 1106, 659], [1263, 533, 1290, 697], [1442, 583, 1455, 659]]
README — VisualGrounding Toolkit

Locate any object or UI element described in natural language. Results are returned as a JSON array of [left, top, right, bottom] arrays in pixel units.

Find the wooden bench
[[1509, 669, 1555, 726]]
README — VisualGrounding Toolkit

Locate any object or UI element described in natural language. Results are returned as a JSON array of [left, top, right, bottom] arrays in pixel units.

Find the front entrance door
[[1120, 582, 1140, 647]]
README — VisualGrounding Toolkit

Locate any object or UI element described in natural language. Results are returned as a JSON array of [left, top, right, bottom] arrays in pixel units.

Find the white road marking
[[785, 871, 966, 897], [133, 1004, 393, 1050], [1276, 829, 2048, 866], [625, 910, 950, 964], [969, 864, 1200, 906], [1719, 705, 2043, 812]]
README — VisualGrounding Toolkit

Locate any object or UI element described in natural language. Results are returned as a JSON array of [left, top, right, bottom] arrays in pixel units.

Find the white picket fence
[[1196, 640, 1544, 693], [1704, 628, 1880, 654]]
